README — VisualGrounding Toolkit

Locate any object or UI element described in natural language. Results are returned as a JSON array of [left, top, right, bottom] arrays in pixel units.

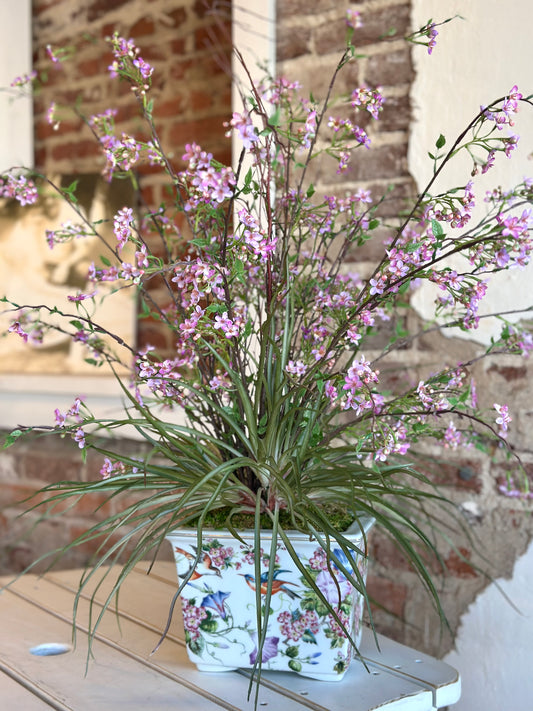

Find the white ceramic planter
[[166, 521, 372, 680]]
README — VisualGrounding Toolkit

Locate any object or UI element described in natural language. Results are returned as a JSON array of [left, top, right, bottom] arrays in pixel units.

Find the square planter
[[167, 522, 372, 680]]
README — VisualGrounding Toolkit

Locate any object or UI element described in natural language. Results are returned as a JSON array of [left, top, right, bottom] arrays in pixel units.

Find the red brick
[[169, 58, 195, 81], [77, 55, 111, 78], [87, 0, 131, 22], [418, 458, 483, 493], [0, 482, 45, 509], [336, 143, 410, 183], [365, 48, 414, 87], [366, 575, 408, 618], [51, 140, 102, 162], [193, 0, 227, 20], [194, 20, 232, 53], [168, 7, 188, 26], [189, 90, 214, 112], [277, 0, 337, 19], [377, 94, 412, 132], [350, 5, 411, 47], [370, 531, 412, 572], [169, 38, 187, 55], [35, 118, 83, 141], [155, 97, 186, 119], [168, 115, 230, 151], [444, 547, 479, 579], [277, 26, 311, 61], [130, 16, 156, 38], [487, 364, 528, 381]]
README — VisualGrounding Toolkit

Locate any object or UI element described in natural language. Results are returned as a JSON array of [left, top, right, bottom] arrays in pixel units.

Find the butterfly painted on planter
[[173, 546, 222, 580], [240, 570, 301, 600]]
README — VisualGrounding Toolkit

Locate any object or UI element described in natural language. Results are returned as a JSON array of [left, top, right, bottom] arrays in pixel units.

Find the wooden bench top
[[0, 561, 460, 710]]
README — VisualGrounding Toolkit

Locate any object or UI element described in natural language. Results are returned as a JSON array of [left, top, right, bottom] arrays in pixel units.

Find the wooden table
[[0, 562, 460, 710]]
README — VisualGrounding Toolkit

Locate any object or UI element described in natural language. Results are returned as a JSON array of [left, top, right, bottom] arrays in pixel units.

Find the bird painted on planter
[[173, 546, 222, 581], [240, 571, 301, 600]]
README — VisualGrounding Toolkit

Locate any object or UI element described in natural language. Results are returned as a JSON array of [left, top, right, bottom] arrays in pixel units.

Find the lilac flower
[[8, 321, 29, 342], [346, 9, 362, 30], [494, 403, 511, 437], [73, 428, 86, 449], [351, 86, 385, 120], [213, 313, 240, 339], [46, 44, 60, 63], [0, 174, 38, 206], [427, 23, 438, 54], [100, 458, 126, 479], [285, 360, 307, 376], [132, 56, 153, 80], [114, 207, 135, 250], [301, 107, 317, 148], [10, 70, 37, 88], [67, 291, 96, 302], [46, 102, 60, 131], [225, 111, 258, 149], [54, 409, 66, 427], [443, 421, 462, 449]]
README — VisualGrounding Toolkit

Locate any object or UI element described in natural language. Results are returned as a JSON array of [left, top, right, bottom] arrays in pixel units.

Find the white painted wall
[[444, 540, 533, 711], [410, 0, 533, 344], [0, 0, 33, 171], [410, 2, 533, 708]]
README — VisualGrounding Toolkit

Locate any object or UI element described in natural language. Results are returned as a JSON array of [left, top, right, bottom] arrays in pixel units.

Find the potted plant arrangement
[[1, 11, 532, 700]]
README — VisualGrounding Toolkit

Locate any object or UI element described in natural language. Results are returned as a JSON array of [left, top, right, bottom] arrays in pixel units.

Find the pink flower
[[285, 360, 307, 376], [443, 421, 462, 449], [346, 9, 362, 29], [494, 403, 511, 437], [73, 428, 86, 449], [225, 111, 258, 149], [213, 312, 240, 339]]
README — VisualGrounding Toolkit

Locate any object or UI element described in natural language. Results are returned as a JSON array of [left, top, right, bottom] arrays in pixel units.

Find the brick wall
[[32, 0, 233, 207], [0, 432, 155, 574]]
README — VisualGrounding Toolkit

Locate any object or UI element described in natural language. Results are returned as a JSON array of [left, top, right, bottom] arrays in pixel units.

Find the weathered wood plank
[[0, 666, 64, 710], [2, 566, 458, 710], [42, 567, 434, 711], [0, 589, 239, 710]]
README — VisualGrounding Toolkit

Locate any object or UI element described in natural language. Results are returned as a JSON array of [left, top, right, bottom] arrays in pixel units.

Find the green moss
[[187, 504, 355, 533]]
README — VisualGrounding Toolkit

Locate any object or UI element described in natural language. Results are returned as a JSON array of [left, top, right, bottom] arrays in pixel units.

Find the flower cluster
[[182, 598, 208, 642], [107, 33, 153, 94], [0, 174, 38, 206], [278, 609, 320, 642], [3, 28, 530, 483], [10, 70, 38, 88]]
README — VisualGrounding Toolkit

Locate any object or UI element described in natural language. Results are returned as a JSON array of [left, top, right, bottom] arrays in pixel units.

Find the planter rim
[[166, 516, 374, 543]]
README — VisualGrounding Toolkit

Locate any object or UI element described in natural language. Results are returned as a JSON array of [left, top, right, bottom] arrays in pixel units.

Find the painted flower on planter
[[326, 608, 351, 644], [333, 548, 358, 573], [315, 570, 352, 605], [200, 590, 231, 621], [249, 634, 280, 665], [182, 598, 208, 642], [278, 608, 320, 642]]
